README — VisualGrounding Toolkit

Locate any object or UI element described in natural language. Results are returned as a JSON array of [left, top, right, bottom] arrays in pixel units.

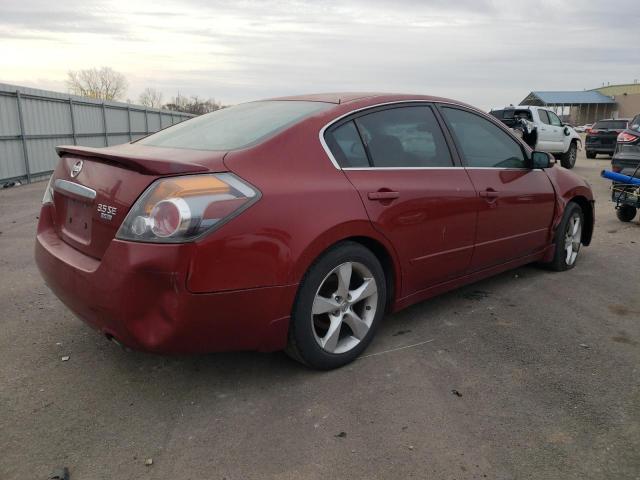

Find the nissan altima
[[35, 93, 595, 369]]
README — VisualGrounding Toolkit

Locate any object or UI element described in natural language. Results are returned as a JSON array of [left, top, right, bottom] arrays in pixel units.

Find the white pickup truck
[[490, 106, 581, 169]]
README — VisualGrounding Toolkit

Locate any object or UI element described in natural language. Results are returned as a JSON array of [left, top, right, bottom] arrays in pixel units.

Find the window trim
[[538, 109, 551, 125], [319, 100, 531, 171], [547, 110, 563, 127], [434, 104, 531, 170], [320, 101, 462, 170]]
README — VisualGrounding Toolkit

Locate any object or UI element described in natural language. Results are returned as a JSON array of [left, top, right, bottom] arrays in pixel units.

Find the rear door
[[324, 104, 478, 297], [438, 106, 556, 271]]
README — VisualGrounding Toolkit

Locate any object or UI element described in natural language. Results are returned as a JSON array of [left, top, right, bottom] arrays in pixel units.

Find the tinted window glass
[[441, 107, 526, 169], [139, 101, 330, 151], [326, 121, 369, 168], [353, 106, 452, 168], [630, 116, 640, 132], [490, 110, 511, 120], [594, 120, 629, 130], [547, 111, 562, 126], [538, 110, 550, 124]]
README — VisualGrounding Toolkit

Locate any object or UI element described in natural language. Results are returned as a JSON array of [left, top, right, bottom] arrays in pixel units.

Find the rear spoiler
[[56, 145, 210, 175]]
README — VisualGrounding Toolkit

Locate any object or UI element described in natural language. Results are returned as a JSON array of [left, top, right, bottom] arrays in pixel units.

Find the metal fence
[[0, 82, 194, 184]]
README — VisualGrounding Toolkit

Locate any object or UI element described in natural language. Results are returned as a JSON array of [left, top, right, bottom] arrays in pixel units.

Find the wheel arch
[[571, 137, 581, 151], [570, 195, 594, 245], [291, 225, 402, 313]]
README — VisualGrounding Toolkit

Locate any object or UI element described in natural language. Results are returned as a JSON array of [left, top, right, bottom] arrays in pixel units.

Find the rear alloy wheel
[[547, 202, 584, 271], [586, 150, 596, 159], [616, 205, 637, 222], [560, 142, 577, 168], [286, 242, 386, 369]]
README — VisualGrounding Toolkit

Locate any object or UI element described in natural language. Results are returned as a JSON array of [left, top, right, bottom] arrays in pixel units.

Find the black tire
[[616, 205, 637, 222], [546, 202, 584, 272], [586, 150, 596, 159], [560, 142, 578, 168], [286, 241, 387, 370]]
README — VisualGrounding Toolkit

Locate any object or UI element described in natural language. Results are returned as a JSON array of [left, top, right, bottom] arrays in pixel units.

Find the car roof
[[491, 106, 553, 112], [595, 118, 631, 121], [266, 92, 467, 107]]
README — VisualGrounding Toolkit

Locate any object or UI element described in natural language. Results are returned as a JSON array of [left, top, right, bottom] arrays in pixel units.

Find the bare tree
[[66, 67, 128, 101], [138, 87, 164, 108], [164, 94, 222, 115]]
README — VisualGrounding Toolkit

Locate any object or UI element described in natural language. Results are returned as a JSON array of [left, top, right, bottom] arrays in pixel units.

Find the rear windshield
[[139, 100, 331, 151], [490, 109, 532, 124], [593, 120, 628, 130]]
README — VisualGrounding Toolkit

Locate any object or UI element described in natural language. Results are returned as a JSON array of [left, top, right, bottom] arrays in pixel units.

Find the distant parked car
[[490, 106, 581, 168], [610, 113, 640, 221], [585, 118, 630, 158], [575, 124, 593, 133]]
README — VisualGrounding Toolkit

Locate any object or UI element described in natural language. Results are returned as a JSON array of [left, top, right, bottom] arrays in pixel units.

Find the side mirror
[[531, 151, 555, 169], [563, 126, 571, 136]]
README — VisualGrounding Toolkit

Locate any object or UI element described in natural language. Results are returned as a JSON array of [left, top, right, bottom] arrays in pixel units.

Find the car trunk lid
[[50, 144, 226, 259]]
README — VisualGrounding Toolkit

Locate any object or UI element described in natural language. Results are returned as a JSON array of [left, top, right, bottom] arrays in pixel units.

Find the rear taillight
[[586, 128, 594, 135], [117, 173, 260, 243], [617, 132, 639, 143]]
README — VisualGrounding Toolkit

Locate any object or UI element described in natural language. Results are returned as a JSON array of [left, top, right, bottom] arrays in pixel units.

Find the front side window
[[441, 107, 527, 169], [547, 111, 562, 127], [139, 100, 331, 151], [353, 106, 453, 168], [538, 109, 550, 125]]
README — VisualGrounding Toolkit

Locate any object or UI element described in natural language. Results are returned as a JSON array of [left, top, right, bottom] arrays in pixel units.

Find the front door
[[323, 104, 478, 297], [546, 110, 566, 152], [438, 106, 556, 271]]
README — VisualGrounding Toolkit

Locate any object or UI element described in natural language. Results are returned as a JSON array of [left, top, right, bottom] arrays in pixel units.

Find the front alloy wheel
[[547, 202, 584, 271], [563, 212, 582, 266], [561, 142, 577, 169], [286, 242, 386, 369]]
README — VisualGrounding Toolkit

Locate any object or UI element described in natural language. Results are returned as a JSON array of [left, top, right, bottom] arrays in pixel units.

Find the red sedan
[[35, 93, 594, 369]]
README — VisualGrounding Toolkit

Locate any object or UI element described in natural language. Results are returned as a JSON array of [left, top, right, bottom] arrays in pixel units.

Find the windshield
[[593, 120, 628, 130], [139, 100, 331, 151]]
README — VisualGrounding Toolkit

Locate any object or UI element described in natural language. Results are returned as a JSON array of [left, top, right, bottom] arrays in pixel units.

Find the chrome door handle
[[367, 191, 400, 201], [479, 189, 499, 199]]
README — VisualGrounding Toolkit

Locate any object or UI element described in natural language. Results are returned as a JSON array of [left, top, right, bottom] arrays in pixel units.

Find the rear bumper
[[585, 142, 615, 154], [35, 205, 296, 353]]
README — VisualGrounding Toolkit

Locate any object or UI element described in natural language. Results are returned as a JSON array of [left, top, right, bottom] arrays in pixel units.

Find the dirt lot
[[1, 151, 639, 480]]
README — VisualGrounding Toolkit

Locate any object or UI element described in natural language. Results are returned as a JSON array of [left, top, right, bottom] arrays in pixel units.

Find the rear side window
[[325, 121, 369, 168], [441, 107, 526, 169], [538, 110, 550, 124], [354, 106, 453, 168], [594, 120, 629, 130], [139, 100, 331, 151], [630, 116, 640, 132]]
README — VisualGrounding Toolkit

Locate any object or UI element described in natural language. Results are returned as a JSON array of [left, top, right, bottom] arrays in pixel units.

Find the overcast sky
[[1, 0, 639, 109]]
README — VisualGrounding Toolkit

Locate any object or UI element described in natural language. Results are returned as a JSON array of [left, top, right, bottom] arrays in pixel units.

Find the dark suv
[[586, 118, 630, 158]]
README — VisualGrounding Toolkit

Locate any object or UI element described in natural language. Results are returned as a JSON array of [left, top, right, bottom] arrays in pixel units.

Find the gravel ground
[[1, 151, 639, 480]]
